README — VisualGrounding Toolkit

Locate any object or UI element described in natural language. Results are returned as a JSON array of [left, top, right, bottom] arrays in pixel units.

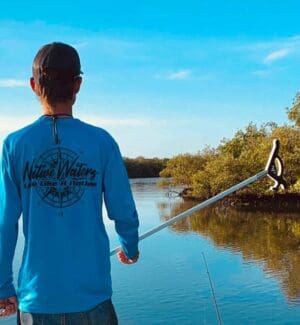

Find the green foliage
[[191, 125, 271, 196], [287, 93, 300, 127], [272, 126, 300, 186], [124, 156, 168, 178], [159, 115, 300, 199], [159, 147, 215, 186], [292, 180, 300, 193]]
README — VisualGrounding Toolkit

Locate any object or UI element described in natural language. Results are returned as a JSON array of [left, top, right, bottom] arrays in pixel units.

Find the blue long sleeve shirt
[[0, 115, 139, 313]]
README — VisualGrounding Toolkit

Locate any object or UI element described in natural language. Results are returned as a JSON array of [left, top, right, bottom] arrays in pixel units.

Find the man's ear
[[30, 77, 36, 92], [74, 77, 82, 94]]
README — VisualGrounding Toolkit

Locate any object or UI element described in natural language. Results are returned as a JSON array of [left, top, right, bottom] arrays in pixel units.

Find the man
[[0, 42, 139, 324]]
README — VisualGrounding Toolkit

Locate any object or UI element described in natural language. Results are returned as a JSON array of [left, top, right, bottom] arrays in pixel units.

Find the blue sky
[[0, 1, 299, 157]]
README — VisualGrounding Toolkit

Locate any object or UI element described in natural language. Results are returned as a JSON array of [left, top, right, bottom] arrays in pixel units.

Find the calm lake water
[[3, 178, 300, 324]]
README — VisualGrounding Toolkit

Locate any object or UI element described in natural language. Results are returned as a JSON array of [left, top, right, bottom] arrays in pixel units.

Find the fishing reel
[[265, 139, 288, 192]]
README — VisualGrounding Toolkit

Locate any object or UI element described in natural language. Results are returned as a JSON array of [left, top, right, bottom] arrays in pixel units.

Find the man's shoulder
[[78, 119, 118, 147]]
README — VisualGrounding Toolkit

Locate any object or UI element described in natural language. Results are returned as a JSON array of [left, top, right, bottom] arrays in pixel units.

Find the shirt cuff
[[122, 244, 139, 260], [0, 281, 16, 299]]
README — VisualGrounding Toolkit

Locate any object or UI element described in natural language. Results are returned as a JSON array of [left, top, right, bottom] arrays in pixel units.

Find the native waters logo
[[22, 147, 98, 208]]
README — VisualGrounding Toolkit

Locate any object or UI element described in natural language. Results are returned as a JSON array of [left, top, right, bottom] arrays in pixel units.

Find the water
[[3, 178, 300, 324]]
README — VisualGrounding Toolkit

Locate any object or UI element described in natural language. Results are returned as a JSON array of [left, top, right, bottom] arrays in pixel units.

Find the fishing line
[[202, 252, 222, 325]]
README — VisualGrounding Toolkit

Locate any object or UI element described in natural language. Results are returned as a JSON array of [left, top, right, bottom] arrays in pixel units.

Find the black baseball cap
[[32, 42, 83, 85]]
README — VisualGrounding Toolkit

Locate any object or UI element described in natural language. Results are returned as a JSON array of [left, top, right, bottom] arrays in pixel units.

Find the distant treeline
[[124, 157, 169, 178], [159, 93, 300, 200]]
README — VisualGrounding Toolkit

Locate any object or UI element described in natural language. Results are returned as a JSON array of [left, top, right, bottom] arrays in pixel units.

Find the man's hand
[[0, 296, 18, 318], [117, 250, 139, 264]]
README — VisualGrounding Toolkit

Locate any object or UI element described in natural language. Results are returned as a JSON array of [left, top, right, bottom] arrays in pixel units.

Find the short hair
[[32, 42, 82, 106], [35, 76, 79, 106]]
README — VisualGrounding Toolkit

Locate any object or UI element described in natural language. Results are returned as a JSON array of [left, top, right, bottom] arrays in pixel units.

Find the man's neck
[[42, 102, 73, 116]]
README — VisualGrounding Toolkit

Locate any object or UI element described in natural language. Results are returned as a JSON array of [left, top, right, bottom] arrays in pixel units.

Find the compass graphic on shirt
[[23, 147, 97, 208]]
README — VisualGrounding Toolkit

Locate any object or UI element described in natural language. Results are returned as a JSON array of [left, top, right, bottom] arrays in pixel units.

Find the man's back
[[1, 114, 139, 313]]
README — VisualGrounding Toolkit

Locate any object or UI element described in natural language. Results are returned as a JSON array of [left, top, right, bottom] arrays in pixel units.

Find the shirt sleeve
[[103, 141, 139, 259], [0, 140, 22, 299]]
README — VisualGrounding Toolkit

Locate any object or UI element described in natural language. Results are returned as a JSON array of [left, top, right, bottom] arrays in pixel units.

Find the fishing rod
[[110, 139, 287, 256]]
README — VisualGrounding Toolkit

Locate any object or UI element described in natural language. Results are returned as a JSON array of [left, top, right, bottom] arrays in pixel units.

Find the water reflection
[[158, 199, 300, 303]]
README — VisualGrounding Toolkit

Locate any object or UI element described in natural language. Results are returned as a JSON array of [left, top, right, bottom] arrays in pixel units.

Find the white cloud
[[166, 69, 191, 80], [0, 79, 27, 88], [263, 48, 291, 64], [0, 116, 36, 133]]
